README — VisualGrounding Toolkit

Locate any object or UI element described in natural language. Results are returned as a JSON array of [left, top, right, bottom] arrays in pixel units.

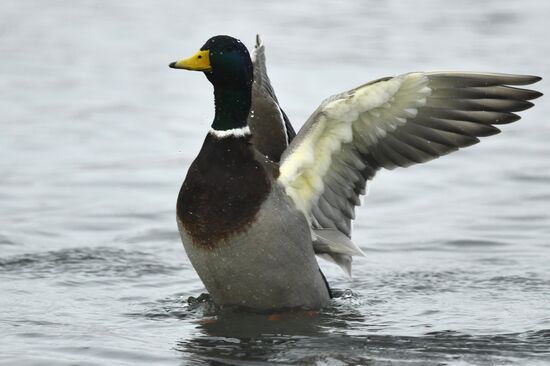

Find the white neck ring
[[209, 126, 251, 138]]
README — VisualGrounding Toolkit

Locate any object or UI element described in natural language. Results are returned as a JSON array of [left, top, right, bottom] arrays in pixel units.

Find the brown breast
[[177, 134, 272, 249]]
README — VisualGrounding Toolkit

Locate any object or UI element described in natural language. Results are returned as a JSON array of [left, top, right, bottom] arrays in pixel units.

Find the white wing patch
[[278, 73, 431, 217]]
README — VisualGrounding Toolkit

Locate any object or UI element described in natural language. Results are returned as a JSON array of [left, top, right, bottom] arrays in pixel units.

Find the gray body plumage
[[177, 181, 330, 310]]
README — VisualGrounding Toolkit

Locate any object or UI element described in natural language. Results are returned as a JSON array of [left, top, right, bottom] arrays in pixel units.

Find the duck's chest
[[177, 135, 271, 248]]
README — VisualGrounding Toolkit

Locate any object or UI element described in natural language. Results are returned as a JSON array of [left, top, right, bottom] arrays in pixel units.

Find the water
[[1, 1, 549, 365]]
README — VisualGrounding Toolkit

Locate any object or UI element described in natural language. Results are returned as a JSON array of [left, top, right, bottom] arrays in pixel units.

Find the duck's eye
[[197, 55, 202, 59]]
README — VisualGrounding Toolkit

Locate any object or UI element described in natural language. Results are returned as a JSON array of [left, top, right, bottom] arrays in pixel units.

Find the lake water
[[1, 1, 549, 365]]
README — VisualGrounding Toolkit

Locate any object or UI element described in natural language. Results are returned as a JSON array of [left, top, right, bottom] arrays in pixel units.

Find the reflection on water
[[1, 0, 549, 365], [175, 297, 550, 365]]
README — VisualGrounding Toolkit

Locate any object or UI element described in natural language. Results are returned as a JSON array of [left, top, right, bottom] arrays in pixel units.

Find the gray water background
[[1, 1, 549, 365]]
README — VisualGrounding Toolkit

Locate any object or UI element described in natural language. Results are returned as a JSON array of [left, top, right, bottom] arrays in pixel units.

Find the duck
[[169, 35, 542, 311]]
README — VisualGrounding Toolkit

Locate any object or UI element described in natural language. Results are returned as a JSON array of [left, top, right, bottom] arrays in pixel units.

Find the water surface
[[1, 1, 549, 365]]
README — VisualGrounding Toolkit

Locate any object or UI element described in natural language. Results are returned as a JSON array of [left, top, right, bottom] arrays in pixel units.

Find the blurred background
[[1, 1, 549, 365]]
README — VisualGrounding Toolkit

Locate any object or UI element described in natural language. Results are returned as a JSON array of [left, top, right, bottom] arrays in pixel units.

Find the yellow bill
[[169, 50, 211, 72]]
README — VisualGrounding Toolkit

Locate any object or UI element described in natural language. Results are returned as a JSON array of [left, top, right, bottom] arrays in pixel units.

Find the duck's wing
[[249, 35, 296, 162], [278, 72, 542, 274]]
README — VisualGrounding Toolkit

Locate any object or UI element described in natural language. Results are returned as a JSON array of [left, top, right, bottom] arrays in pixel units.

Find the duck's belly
[[177, 187, 330, 311]]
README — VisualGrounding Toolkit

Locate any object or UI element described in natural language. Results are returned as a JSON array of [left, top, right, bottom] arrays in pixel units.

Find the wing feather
[[278, 71, 542, 254], [430, 85, 542, 100], [427, 97, 533, 112], [249, 35, 295, 161]]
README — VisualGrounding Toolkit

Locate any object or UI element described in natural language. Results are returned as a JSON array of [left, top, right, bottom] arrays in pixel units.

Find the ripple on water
[[0, 232, 17, 246], [444, 238, 509, 248], [509, 171, 550, 184], [375, 269, 467, 295], [478, 274, 550, 292], [128, 289, 364, 323], [175, 321, 550, 366], [117, 228, 180, 244], [0, 247, 184, 282]]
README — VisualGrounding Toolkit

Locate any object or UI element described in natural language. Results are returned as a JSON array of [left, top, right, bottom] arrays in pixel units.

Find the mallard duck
[[169, 35, 542, 311]]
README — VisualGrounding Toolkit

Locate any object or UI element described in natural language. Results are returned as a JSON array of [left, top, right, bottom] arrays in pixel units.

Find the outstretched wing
[[278, 72, 541, 272], [249, 35, 296, 162]]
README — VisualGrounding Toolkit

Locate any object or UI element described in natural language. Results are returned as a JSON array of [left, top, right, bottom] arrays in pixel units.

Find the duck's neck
[[211, 84, 251, 131]]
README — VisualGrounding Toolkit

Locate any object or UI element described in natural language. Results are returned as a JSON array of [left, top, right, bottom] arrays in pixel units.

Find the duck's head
[[169, 35, 253, 89], [170, 36, 254, 131]]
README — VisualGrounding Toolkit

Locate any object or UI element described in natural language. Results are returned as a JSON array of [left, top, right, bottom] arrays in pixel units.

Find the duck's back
[[176, 134, 330, 310]]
